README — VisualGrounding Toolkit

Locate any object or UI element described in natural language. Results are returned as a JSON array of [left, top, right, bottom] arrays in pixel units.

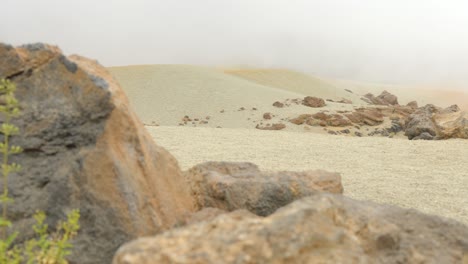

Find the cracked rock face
[[0, 43, 195, 264], [113, 194, 468, 264]]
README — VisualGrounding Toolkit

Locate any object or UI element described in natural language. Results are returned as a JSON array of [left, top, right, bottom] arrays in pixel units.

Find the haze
[[2, 0, 468, 89]]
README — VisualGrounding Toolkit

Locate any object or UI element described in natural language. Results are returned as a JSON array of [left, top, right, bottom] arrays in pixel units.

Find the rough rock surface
[[345, 108, 385, 126], [404, 104, 439, 140], [113, 194, 468, 264], [364, 90, 399, 106], [0, 43, 195, 264], [184, 162, 343, 216], [433, 110, 468, 139], [407, 101, 418, 109], [302, 96, 326, 108]]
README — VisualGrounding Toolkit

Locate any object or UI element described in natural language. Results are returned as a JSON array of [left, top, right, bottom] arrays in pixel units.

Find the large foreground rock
[[113, 193, 468, 264], [184, 162, 343, 216], [0, 43, 195, 263]]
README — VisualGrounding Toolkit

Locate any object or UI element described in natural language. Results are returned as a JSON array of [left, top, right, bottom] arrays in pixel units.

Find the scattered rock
[[263, 112, 272, 120], [272, 101, 284, 108], [289, 114, 312, 125], [345, 88, 353, 93], [252, 107, 257, 111], [220, 109, 225, 113], [413, 132, 434, 140], [184, 162, 343, 216], [256, 123, 286, 130], [113, 194, 468, 264], [302, 96, 326, 108]]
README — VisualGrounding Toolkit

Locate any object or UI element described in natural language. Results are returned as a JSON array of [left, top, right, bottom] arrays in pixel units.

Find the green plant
[[0, 79, 80, 264]]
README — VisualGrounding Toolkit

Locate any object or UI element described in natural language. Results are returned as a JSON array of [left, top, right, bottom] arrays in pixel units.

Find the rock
[[413, 132, 434, 140], [345, 89, 353, 93], [364, 91, 399, 106], [113, 193, 468, 264], [345, 108, 384, 126], [433, 110, 468, 139], [407, 101, 418, 109], [302, 96, 326, 108], [405, 104, 439, 140], [1, 43, 195, 264], [312, 112, 352, 127], [184, 162, 343, 216], [440, 104, 460, 114], [255, 123, 286, 130], [263, 112, 272, 120], [289, 114, 312, 125], [272, 101, 284, 108], [377, 90, 399, 105]]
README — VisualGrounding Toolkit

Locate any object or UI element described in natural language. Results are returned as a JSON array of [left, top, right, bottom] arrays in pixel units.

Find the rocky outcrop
[[345, 108, 385, 126], [184, 162, 342, 216], [302, 96, 326, 108], [433, 110, 468, 139], [1, 43, 195, 264], [407, 101, 418, 109], [364, 90, 399, 106], [404, 104, 439, 140], [113, 193, 468, 264]]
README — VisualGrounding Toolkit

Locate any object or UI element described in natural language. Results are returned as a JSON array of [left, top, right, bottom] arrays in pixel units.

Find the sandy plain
[[109, 65, 468, 225]]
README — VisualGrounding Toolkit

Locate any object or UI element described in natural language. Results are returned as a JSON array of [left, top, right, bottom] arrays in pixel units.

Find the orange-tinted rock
[[184, 162, 343, 215], [272, 101, 284, 108], [256, 123, 286, 130], [1, 43, 196, 264], [302, 96, 326, 108], [263, 112, 272, 120], [114, 194, 468, 264]]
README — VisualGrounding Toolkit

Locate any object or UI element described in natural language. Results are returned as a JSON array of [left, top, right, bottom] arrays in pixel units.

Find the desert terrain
[[109, 65, 468, 225]]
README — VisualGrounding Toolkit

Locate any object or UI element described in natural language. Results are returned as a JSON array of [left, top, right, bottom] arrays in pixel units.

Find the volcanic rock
[[255, 123, 286, 130], [272, 101, 284, 108], [263, 112, 272, 120], [0, 43, 195, 264], [364, 90, 399, 106], [302, 96, 326, 108], [113, 193, 468, 264], [433, 110, 468, 139], [183, 162, 342, 216], [405, 104, 439, 140]]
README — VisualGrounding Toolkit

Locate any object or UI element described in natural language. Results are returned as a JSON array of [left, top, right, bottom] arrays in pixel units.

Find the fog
[[2, 0, 468, 89]]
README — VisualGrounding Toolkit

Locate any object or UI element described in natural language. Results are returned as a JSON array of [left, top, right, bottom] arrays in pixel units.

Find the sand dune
[[224, 69, 363, 103], [109, 65, 304, 127], [109, 64, 468, 225]]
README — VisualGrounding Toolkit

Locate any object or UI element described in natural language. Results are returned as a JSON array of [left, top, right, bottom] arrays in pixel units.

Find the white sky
[[2, 0, 468, 88]]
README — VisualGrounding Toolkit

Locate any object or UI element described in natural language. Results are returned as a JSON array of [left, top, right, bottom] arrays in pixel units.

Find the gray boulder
[[0, 43, 195, 264], [184, 162, 343, 216]]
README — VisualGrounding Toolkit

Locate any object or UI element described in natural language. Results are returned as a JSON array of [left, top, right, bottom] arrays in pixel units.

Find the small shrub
[[0, 79, 80, 264]]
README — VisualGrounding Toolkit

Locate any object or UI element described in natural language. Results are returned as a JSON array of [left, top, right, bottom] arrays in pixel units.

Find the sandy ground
[[109, 64, 468, 225], [147, 126, 468, 225]]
